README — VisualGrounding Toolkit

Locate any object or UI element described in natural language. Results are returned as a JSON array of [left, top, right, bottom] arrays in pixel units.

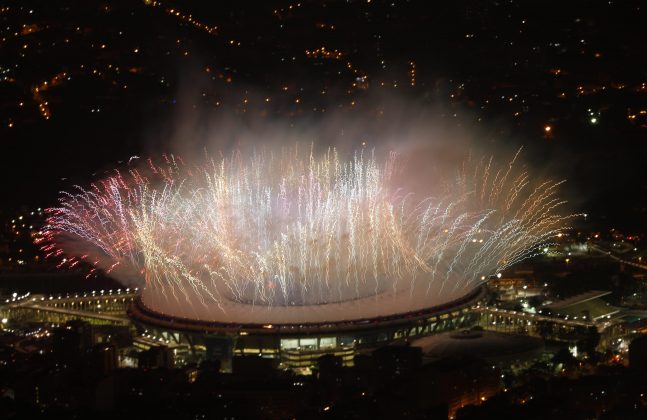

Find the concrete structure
[[127, 286, 488, 371]]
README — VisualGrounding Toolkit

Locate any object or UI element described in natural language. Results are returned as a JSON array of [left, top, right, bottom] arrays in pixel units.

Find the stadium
[[43, 147, 570, 370], [128, 284, 488, 371]]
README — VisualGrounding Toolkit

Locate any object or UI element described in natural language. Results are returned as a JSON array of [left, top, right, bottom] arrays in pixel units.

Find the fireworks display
[[42, 146, 573, 323]]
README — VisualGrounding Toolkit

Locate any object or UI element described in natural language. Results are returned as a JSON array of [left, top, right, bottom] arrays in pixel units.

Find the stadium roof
[[545, 291, 620, 321], [129, 286, 487, 334]]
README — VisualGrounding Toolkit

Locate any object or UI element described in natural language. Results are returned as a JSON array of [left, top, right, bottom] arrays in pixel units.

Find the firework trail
[[42, 146, 574, 321]]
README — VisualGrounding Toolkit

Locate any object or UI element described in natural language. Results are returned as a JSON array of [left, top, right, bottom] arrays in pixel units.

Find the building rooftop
[[545, 291, 620, 321]]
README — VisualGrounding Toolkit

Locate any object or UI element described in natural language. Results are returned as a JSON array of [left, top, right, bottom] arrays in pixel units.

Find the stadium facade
[[127, 285, 488, 371]]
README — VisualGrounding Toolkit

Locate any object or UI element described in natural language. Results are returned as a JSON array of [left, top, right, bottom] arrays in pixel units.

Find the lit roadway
[[18, 302, 130, 324], [474, 306, 593, 328], [2, 290, 136, 326], [589, 244, 647, 271]]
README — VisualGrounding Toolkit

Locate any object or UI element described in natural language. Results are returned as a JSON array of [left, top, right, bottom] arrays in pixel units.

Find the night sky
[[1, 0, 646, 229]]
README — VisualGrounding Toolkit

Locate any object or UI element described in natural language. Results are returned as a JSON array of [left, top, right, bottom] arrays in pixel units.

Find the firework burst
[[42, 146, 574, 322]]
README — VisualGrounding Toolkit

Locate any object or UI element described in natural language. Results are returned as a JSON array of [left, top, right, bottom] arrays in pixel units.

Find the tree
[[577, 326, 601, 359], [536, 320, 554, 340]]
